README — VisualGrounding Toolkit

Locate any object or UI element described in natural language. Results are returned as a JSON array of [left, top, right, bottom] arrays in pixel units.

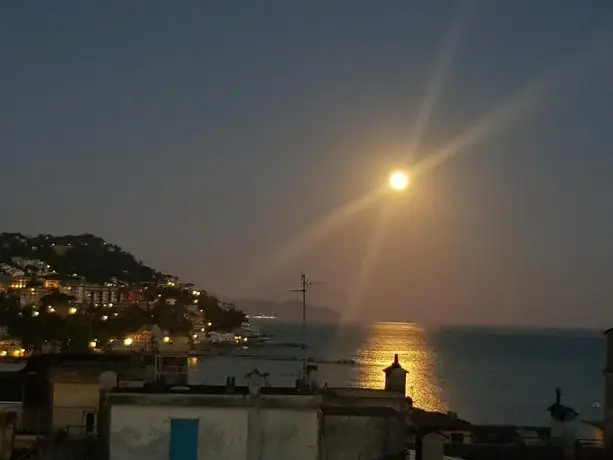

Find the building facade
[[104, 390, 321, 460], [101, 357, 412, 460]]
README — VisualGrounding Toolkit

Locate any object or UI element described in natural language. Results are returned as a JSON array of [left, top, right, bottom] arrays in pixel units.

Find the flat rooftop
[[106, 384, 321, 409], [105, 384, 411, 417], [109, 383, 316, 396]]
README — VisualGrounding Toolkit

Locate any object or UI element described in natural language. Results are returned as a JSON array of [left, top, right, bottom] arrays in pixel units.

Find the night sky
[[2, 1, 613, 327]]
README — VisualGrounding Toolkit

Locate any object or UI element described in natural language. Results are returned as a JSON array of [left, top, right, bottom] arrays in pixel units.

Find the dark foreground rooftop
[[109, 383, 317, 396]]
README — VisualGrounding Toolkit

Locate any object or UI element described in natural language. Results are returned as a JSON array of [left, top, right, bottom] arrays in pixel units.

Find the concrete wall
[[52, 381, 99, 431], [323, 389, 407, 412], [321, 414, 389, 460], [577, 422, 604, 445], [260, 409, 319, 460], [108, 403, 319, 460]]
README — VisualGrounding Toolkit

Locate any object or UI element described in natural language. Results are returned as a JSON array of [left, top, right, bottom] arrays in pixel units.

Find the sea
[[189, 321, 605, 427]]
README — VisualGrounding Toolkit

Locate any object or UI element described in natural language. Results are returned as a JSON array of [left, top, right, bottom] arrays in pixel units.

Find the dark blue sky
[[2, 1, 613, 326]]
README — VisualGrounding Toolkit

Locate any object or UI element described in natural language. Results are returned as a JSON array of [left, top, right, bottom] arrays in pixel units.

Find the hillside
[[0, 233, 163, 284], [236, 299, 340, 323]]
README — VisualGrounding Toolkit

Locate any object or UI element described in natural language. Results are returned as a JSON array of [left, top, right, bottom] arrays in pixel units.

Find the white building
[[100, 357, 413, 460], [9, 257, 53, 275], [0, 264, 24, 277], [103, 385, 321, 460]]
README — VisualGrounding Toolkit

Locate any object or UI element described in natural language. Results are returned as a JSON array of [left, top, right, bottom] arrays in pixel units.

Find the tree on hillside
[[0, 233, 162, 283], [104, 305, 150, 339], [3, 303, 66, 351], [0, 293, 20, 329], [200, 294, 246, 331], [151, 302, 192, 335], [40, 291, 76, 306], [25, 277, 43, 288]]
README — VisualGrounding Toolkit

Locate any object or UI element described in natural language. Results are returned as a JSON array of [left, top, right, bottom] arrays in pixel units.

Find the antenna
[[290, 273, 324, 376]]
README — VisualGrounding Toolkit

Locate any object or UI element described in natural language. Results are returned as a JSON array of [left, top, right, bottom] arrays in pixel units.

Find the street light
[[388, 170, 410, 191]]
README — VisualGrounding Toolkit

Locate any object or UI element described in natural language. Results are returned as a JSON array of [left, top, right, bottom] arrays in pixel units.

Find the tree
[[200, 294, 246, 331], [40, 291, 76, 306], [0, 293, 20, 331], [151, 301, 191, 335], [25, 277, 43, 288], [104, 305, 149, 339], [2, 302, 66, 351]]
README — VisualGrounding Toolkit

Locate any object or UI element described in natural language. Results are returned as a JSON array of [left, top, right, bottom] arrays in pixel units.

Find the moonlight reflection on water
[[190, 321, 602, 424], [355, 322, 447, 412]]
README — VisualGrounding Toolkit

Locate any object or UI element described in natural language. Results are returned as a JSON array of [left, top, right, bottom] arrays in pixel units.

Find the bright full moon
[[388, 171, 410, 191]]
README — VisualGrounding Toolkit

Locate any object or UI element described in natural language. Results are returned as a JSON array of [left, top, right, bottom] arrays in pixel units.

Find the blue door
[[170, 419, 199, 460]]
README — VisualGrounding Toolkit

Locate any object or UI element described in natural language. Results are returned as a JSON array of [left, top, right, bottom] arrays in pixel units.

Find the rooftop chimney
[[245, 369, 265, 396], [306, 364, 319, 390], [383, 354, 408, 394]]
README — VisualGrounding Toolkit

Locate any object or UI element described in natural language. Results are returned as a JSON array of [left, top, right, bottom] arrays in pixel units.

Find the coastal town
[[0, 233, 610, 460], [0, 233, 261, 357], [3, 0, 613, 457]]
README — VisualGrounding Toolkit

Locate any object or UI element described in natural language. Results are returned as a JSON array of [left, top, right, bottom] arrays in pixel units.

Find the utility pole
[[290, 273, 323, 376]]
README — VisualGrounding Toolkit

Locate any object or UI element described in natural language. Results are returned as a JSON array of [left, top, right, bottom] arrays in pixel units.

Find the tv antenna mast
[[290, 273, 324, 375]]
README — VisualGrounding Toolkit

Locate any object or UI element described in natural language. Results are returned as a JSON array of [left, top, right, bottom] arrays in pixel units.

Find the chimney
[[306, 364, 319, 389], [383, 354, 408, 393], [555, 387, 562, 405], [246, 369, 263, 396]]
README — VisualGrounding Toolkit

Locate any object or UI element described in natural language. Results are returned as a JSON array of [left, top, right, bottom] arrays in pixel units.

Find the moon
[[388, 171, 410, 191]]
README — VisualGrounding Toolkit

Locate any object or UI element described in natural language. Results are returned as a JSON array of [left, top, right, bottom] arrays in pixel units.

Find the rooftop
[[411, 409, 472, 431], [6, 352, 185, 373], [106, 384, 321, 409], [322, 405, 406, 419], [111, 383, 316, 396]]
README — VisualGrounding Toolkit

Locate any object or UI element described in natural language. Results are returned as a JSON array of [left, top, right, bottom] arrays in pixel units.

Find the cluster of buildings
[[0, 256, 185, 307], [0, 255, 198, 317], [0, 258, 260, 355], [0, 344, 609, 460], [0, 257, 56, 278]]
